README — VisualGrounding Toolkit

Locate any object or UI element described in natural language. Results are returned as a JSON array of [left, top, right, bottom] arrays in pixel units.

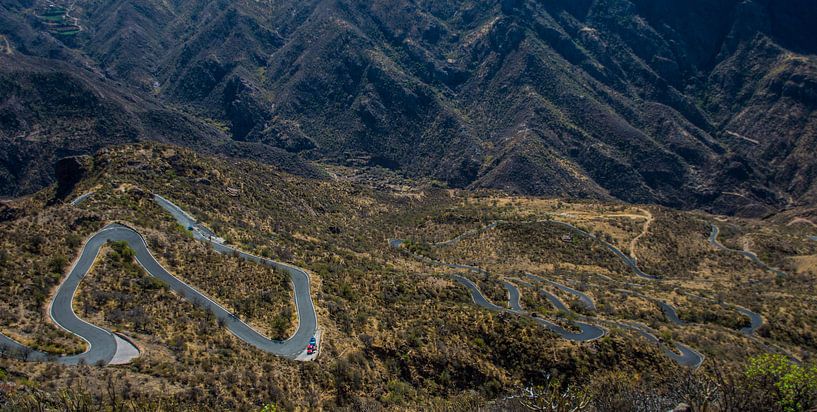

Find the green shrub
[[746, 354, 817, 412], [48, 255, 68, 274], [381, 379, 413, 405], [108, 240, 135, 261]]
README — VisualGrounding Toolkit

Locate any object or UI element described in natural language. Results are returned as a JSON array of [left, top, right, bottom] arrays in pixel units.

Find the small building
[[561, 234, 573, 243]]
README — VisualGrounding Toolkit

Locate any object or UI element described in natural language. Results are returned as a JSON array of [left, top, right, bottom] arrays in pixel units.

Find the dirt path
[[787, 217, 817, 228], [553, 209, 653, 260], [627, 209, 653, 261], [585, 210, 653, 260]]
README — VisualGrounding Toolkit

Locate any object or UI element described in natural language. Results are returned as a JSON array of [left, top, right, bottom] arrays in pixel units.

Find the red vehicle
[[307, 343, 316, 355]]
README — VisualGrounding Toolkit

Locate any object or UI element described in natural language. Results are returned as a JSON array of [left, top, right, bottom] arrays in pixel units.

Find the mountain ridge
[[1, 0, 815, 216]]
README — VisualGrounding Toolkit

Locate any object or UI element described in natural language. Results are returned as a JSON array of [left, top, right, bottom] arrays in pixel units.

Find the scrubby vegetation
[[0, 143, 815, 409], [1, 354, 815, 411]]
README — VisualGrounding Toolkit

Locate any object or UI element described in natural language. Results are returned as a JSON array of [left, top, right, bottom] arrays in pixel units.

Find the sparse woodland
[[0, 144, 816, 410]]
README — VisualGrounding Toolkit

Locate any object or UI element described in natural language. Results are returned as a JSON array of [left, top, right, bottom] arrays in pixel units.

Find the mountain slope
[[1, 0, 814, 216]]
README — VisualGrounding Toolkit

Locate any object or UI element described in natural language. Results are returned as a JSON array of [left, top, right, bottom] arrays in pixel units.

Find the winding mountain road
[[501, 281, 523, 312], [489, 276, 701, 366], [389, 234, 704, 365], [656, 301, 684, 326], [709, 224, 786, 277], [152, 195, 319, 360], [615, 322, 704, 368], [677, 290, 763, 337], [526, 274, 596, 311], [389, 215, 783, 368], [432, 222, 500, 248], [0, 195, 319, 365], [453, 276, 606, 342], [735, 306, 764, 336], [433, 219, 763, 335], [547, 220, 659, 280], [614, 288, 685, 326]]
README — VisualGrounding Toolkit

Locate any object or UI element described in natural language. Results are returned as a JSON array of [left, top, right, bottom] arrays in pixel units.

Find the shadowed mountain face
[[1, 0, 815, 215]]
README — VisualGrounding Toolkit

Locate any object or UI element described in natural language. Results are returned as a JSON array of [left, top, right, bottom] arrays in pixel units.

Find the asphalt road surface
[[548, 221, 659, 280], [0, 196, 319, 365], [153, 194, 318, 360], [69, 191, 94, 206], [618, 322, 704, 368], [1, 224, 135, 365], [526, 273, 596, 312], [709, 224, 786, 276], [501, 281, 523, 312], [390, 221, 712, 366], [453, 276, 606, 342]]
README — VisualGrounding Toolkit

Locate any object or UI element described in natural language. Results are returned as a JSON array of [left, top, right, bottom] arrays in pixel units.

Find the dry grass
[[2, 143, 816, 409]]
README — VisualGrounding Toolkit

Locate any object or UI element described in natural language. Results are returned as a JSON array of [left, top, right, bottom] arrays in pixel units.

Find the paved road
[[735, 306, 763, 336], [553, 223, 765, 336], [453, 276, 505, 312], [526, 274, 596, 311], [709, 224, 786, 276], [389, 243, 606, 342], [615, 288, 685, 326], [432, 221, 500, 248], [656, 301, 684, 326], [548, 281, 595, 312], [501, 281, 523, 312], [389, 236, 706, 364], [617, 322, 704, 368], [1, 225, 136, 365], [453, 276, 605, 342], [678, 291, 763, 336], [69, 192, 94, 206], [0, 196, 318, 365], [110, 334, 139, 364], [389, 217, 784, 368], [539, 288, 570, 313], [548, 221, 659, 280], [423, 219, 659, 280], [153, 194, 318, 360]]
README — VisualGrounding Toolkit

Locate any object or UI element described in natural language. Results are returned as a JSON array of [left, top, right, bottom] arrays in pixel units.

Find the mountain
[[2, 143, 815, 409], [1, 0, 815, 216]]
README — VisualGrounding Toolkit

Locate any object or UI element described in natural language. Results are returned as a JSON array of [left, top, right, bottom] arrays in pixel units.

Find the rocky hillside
[[1, 0, 815, 216]]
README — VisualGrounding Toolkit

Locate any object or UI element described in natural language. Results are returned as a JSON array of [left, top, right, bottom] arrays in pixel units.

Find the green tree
[[745, 354, 817, 412]]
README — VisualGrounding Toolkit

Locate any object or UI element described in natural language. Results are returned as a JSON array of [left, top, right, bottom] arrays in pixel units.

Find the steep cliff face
[[1, 0, 814, 215]]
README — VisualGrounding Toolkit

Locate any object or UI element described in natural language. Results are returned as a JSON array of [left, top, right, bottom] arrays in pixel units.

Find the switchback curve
[[453, 276, 606, 342], [709, 224, 787, 277], [0, 196, 319, 365]]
